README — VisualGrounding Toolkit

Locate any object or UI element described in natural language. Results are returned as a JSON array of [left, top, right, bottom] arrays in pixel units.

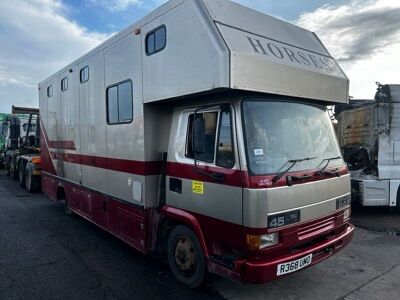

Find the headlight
[[247, 233, 279, 250], [343, 207, 351, 221]]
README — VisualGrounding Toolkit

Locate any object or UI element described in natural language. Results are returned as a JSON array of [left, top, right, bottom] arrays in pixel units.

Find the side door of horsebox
[[104, 29, 146, 250], [166, 105, 243, 250]]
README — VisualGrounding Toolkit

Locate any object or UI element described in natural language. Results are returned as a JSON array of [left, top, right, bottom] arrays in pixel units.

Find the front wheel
[[167, 225, 206, 288]]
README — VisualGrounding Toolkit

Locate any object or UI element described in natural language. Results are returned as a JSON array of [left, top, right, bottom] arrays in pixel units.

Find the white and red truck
[[39, 0, 354, 287]]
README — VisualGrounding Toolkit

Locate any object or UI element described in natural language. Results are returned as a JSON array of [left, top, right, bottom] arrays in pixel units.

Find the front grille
[[297, 216, 336, 241]]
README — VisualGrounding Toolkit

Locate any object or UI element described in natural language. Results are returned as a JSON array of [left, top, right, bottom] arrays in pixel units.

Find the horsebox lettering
[[246, 36, 336, 73]]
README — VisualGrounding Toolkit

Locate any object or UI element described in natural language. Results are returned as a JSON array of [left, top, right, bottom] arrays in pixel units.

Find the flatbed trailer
[[39, 0, 353, 287]]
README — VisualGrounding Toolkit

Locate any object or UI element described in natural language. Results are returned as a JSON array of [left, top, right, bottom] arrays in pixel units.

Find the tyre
[[6, 157, 11, 176], [167, 225, 206, 288], [18, 161, 25, 187], [9, 159, 18, 180], [64, 197, 73, 215], [25, 169, 40, 193], [396, 188, 400, 213]]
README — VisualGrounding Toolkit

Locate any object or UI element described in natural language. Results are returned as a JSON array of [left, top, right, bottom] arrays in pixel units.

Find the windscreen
[[242, 100, 344, 175]]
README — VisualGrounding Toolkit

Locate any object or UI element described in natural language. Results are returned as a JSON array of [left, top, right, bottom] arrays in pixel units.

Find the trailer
[[336, 83, 400, 210], [39, 0, 353, 287]]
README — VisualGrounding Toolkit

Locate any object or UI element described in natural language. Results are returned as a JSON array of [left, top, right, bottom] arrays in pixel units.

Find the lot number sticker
[[192, 181, 204, 195]]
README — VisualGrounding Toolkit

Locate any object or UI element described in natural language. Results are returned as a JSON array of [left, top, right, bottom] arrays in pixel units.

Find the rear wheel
[[18, 161, 25, 187], [9, 159, 18, 180], [167, 225, 206, 288], [25, 169, 40, 193]]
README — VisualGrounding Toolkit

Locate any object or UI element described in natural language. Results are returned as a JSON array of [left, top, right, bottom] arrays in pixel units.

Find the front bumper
[[241, 223, 354, 283]]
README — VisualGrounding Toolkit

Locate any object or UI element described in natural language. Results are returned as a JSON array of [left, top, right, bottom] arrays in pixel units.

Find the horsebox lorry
[[336, 83, 400, 210], [39, 0, 354, 287]]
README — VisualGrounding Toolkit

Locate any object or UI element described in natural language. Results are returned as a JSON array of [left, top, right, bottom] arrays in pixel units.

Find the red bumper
[[241, 223, 354, 283]]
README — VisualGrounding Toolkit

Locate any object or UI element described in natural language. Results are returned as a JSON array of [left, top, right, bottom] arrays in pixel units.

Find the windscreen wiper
[[315, 156, 342, 176], [272, 157, 317, 183]]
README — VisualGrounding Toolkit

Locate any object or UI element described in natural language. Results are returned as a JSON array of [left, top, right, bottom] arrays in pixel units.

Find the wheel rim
[[174, 237, 197, 275]]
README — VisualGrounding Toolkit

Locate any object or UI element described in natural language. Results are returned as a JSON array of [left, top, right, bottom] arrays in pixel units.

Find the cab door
[[166, 105, 243, 249]]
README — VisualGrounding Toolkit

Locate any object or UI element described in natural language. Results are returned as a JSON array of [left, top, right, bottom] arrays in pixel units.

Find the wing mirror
[[193, 117, 206, 154]]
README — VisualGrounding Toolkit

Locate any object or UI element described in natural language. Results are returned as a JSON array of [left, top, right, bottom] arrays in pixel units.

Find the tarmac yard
[[1, 171, 399, 300]]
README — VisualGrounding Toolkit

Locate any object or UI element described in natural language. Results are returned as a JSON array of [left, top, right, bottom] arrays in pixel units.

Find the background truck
[[39, 0, 353, 287], [336, 83, 400, 210], [4, 106, 41, 192], [0, 113, 22, 169], [0, 112, 11, 165]]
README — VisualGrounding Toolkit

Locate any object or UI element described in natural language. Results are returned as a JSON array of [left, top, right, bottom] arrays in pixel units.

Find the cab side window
[[217, 111, 234, 168], [185, 108, 235, 168]]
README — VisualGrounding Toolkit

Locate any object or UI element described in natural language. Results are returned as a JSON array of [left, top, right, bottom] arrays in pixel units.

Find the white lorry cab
[[39, 0, 354, 287], [336, 84, 400, 209]]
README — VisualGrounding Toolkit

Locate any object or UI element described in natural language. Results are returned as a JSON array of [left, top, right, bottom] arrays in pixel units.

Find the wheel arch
[[160, 205, 209, 257]]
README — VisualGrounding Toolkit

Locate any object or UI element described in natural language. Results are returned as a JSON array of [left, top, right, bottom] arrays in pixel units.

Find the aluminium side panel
[[142, 0, 230, 103], [47, 76, 61, 174], [105, 32, 145, 205], [80, 52, 108, 194], [143, 104, 173, 208], [60, 66, 81, 184]]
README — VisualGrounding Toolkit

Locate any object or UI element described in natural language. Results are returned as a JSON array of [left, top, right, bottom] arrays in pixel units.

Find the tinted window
[[146, 26, 166, 55], [47, 85, 53, 98], [80, 66, 89, 83], [107, 86, 118, 124], [147, 34, 155, 54], [217, 111, 234, 168], [118, 81, 133, 123], [155, 26, 166, 51], [106, 81, 133, 124], [61, 77, 68, 92]]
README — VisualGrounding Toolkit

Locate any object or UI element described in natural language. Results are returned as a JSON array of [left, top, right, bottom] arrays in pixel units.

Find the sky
[[0, 0, 400, 112]]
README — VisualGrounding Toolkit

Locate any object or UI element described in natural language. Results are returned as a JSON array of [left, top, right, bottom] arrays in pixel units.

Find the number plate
[[268, 210, 300, 229], [336, 194, 351, 209], [277, 254, 313, 276]]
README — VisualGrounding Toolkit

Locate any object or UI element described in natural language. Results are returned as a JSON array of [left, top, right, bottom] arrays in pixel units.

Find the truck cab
[[162, 92, 353, 284]]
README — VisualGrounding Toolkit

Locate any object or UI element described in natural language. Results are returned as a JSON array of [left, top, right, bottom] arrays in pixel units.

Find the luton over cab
[[39, 0, 354, 287]]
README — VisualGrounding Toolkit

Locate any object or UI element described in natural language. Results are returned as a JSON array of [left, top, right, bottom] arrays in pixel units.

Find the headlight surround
[[343, 207, 351, 221], [247, 233, 279, 250]]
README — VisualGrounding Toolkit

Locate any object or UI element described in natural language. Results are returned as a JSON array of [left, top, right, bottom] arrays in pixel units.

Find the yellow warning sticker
[[192, 181, 204, 195]]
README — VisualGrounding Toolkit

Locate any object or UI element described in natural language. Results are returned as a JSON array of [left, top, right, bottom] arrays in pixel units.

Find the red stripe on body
[[51, 151, 161, 176], [40, 121, 77, 150], [166, 162, 245, 187], [48, 140, 76, 150]]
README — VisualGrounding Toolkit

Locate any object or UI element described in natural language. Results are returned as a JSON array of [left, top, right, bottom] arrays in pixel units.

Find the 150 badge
[[268, 210, 301, 229]]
